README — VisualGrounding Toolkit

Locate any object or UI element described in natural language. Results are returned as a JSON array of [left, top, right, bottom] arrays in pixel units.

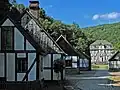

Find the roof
[[56, 35, 90, 59], [90, 40, 112, 46], [109, 51, 120, 61], [19, 9, 66, 55]]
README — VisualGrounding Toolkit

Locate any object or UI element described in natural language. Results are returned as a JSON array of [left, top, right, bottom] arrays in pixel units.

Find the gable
[[0, 17, 36, 51], [2, 18, 14, 26], [56, 36, 78, 56], [25, 19, 39, 34], [21, 13, 31, 27]]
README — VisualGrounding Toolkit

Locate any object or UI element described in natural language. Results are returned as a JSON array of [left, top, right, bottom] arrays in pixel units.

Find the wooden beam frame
[[22, 57, 37, 81], [51, 53, 53, 80]]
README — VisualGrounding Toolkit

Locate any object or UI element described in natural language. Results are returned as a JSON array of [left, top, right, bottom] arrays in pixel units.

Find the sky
[[16, 0, 120, 28]]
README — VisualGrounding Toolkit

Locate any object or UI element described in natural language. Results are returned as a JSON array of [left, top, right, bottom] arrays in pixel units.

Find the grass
[[92, 64, 108, 70]]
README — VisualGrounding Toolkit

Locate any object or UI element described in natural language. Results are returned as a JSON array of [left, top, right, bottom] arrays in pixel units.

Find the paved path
[[65, 70, 120, 90]]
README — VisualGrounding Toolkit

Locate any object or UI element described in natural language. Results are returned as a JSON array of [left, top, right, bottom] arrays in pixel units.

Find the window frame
[[17, 58, 28, 73], [1, 26, 14, 50], [65, 60, 72, 67]]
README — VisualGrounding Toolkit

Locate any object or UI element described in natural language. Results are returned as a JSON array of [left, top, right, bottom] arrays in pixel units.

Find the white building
[[90, 40, 114, 64]]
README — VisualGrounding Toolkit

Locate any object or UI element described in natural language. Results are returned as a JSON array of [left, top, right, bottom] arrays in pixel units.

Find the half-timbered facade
[[56, 35, 90, 73], [0, 0, 66, 81], [0, 15, 40, 81], [90, 40, 114, 64], [109, 51, 120, 70], [19, 1, 66, 81]]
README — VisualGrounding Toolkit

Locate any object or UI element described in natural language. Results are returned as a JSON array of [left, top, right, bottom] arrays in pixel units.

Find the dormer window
[[1, 26, 14, 50]]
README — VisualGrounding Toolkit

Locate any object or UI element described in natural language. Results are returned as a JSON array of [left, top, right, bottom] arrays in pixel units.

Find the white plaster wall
[[43, 54, 64, 80], [72, 63, 77, 68], [72, 56, 77, 62], [0, 53, 5, 77], [17, 73, 26, 81], [80, 59, 83, 67], [53, 54, 61, 61], [43, 54, 51, 67], [21, 13, 31, 27], [14, 28, 24, 50], [43, 54, 51, 80], [25, 19, 39, 34], [26, 40, 35, 50], [28, 53, 36, 81], [63, 69, 66, 79], [43, 70, 51, 80], [2, 19, 14, 26], [6, 53, 15, 81]]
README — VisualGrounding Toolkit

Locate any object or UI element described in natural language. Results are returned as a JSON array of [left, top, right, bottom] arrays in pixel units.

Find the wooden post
[[51, 53, 53, 80], [36, 53, 40, 80], [61, 54, 63, 80], [77, 56, 80, 74]]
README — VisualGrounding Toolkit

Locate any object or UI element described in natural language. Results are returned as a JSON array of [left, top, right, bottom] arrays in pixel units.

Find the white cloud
[[92, 14, 99, 20], [92, 12, 120, 20]]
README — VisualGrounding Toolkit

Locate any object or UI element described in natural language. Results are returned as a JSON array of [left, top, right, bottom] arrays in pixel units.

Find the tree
[[76, 38, 87, 52]]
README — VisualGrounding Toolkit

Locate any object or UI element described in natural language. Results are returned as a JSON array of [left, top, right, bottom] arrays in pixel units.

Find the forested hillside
[[82, 23, 120, 50]]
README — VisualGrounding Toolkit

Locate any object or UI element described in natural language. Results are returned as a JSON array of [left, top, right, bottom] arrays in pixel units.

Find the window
[[65, 60, 72, 67], [1, 27, 14, 50], [17, 58, 28, 73]]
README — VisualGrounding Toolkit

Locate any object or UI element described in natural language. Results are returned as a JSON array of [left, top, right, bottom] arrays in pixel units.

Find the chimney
[[29, 0, 40, 19]]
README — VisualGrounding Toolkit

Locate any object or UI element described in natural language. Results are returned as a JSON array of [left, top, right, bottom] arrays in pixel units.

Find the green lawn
[[92, 64, 108, 70]]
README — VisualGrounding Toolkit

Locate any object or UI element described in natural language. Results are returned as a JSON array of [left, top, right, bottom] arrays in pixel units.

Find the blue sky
[[17, 0, 120, 27]]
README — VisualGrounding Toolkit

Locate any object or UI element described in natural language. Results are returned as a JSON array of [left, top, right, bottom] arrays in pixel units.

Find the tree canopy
[[82, 23, 120, 50], [39, 8, 92, 55], [14, 3, 119, 55]]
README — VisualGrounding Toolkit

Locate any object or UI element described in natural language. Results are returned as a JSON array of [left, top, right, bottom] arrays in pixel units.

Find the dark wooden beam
[[51, 54, 53, 80], [15, 53, 17, 81], [0, 50, 36, 53], [61, 54, 63, 80], [26, 53, 28, 81], [36, 53, 39, 80], [22, 57, 37, 81]]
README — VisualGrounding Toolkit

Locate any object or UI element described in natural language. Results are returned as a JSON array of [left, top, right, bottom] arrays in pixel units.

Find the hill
[[82, 22, 120, 50]]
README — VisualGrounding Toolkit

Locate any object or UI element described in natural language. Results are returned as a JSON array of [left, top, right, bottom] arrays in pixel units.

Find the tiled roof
[[91, 40, 112, 46]]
